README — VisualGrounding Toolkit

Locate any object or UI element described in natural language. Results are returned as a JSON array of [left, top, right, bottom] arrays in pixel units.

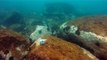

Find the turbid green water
[[0, 0, 107, 33], [0, 0, 107, 15]]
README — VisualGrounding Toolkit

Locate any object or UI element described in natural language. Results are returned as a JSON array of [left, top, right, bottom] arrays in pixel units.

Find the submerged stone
[[0, 29, 99, 60], [0, 29, 29, 60], [30, 25, 51, 42], [27, 36, 98, 60], [60, 15, 107, 60]]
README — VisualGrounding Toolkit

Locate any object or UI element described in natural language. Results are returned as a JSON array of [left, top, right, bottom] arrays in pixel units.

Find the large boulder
[[60, 15, 107, 60], [30, 25, 51, 42], [0, 29, 29, 60], [0, 29, 99, 60], [26, 36, 98, 60]]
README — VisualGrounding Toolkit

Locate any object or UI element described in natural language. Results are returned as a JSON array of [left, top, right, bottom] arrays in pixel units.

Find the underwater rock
[[27, 36, 98, 60], [0, 29, 99, 60], [30, 25, 51, 42], [0, 29, 29, 60], [32, 37, 47, 47], [60, 15, 107, 60]]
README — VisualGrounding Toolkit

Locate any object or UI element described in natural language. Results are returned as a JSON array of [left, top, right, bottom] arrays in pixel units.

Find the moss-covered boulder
[[0, 29, 29, 60], [60, 15, 107, 60], [27, 36, 98, 60]]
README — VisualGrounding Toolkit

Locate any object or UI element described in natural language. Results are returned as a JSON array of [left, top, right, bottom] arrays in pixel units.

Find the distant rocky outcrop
[[3, 11, 24, 26]]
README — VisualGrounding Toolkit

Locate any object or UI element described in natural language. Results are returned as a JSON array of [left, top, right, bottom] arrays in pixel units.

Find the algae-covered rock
[[0, 29, 29, 60], [27, 36, 98, 60], [60, 15, 107, 60], [0, 24, 99, 60]]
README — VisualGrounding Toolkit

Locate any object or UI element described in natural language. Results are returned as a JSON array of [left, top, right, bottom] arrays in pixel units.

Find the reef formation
[[0, 29, 98, 60], [0, 10, 107, 60]]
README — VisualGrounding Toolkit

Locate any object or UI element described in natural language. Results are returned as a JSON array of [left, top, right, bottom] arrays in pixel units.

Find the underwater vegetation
[[27, 36, 98, 60], [0, 0, 107, 60], [0, 29, 98, 60], [0, 29, 29, 60], [1, 14, 107, 60]]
